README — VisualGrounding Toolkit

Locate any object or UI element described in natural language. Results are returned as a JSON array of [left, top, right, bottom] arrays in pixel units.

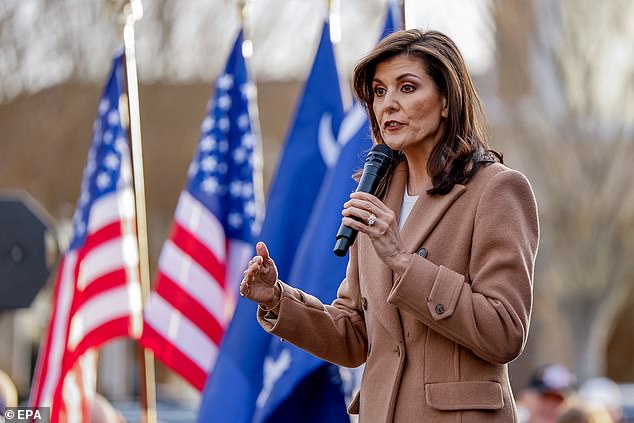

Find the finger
[[246, 256, 262, 271], [251, 256, 263, 268], [242, 269, 253, 284], [349, 192, 390, 213], [343, 200, 384, 224], [349, 192, 379, 204], [342, 206, 376, 223], [342, 216, 374, 233], [245, 260, 261, 277], [256, 241, 271, 263], [239, 280, 249, 297], [343, 198, 375, 213], [343, 210, 383, 227]]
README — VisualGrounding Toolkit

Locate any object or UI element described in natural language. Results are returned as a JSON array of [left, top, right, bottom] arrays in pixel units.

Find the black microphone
[[333, 144, 394, 256]]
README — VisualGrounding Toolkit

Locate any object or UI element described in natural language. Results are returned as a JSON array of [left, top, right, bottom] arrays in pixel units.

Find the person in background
[[240, 28, 539, 422], [517, 363, 576, 423], [557, 402, 613, 423], [578, 377, 623, 423]]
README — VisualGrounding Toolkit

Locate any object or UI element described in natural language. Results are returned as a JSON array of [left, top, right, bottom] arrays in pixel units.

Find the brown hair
[[353, 29, 501, 196]]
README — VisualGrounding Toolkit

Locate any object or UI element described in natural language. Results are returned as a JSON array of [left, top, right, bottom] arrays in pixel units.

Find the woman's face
[[371, 54, 447, 158]]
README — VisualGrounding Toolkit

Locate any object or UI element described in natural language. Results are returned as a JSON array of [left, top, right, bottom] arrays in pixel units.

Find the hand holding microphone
[[333, 144, 394, 256]]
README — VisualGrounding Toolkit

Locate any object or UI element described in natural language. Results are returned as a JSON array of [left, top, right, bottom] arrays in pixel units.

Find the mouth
[[383, 120, 404, 131]]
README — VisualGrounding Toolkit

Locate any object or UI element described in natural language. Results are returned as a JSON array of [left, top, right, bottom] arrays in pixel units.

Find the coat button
[[435, 304, 445, 314], [361, 297, 368, 310], [417, 247, 428, 258], [394, 346, 400, 356]]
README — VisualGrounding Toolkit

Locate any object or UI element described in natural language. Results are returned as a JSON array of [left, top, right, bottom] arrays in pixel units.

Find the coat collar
[[368, 160, 466, 342], [385, 161, 467, 254]]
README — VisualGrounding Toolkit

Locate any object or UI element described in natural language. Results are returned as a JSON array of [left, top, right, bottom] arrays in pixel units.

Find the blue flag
[[198, 21, 347, 423], [259, 3, 403, 417], [287, 0, 401, 318]]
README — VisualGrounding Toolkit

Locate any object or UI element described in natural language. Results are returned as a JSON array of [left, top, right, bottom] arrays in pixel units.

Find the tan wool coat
[[258, 161, 539, 422]]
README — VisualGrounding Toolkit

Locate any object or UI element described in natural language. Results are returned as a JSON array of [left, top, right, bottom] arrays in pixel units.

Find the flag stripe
[[59, 350, 97, 423], [170, 222, 226, 289], [174, 191, 226, 263], [144, 294, 218, 373], [141, 324, 209, 391], [77, 234, 138, 291], [73, 268, 129, 309], [67, 285, 139, 350], [82, 220, 123, 252], [69, 318, 132, 365], [154, 273, 224, 345], [36, 253, 78, 408], [87, 189, 135, 235], [158, 241, 228, 326]]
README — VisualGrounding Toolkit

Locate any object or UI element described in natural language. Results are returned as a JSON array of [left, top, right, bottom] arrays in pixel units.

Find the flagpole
[[111, 1, 158, 422], [238, 0, 266, 223], [327, 0, 352, 110], [400, 0, 406, 29]]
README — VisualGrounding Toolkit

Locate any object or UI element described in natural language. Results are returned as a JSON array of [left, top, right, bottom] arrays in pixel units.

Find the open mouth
[[384, 120, 403, 130]]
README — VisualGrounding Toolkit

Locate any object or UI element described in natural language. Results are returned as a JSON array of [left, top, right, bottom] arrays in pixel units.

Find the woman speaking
[[239, 29, 539, 422]]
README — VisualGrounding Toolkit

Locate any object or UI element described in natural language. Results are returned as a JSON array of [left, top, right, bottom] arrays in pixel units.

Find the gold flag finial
[[106, 0, 143, 26]]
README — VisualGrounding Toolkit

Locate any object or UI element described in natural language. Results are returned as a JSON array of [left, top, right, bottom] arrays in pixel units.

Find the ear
[[441, 96, 448, 118]]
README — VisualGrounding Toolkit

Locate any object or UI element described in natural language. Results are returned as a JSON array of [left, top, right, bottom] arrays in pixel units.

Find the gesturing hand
[[341, 192, 411, 275], [240, 241, 280, 308]]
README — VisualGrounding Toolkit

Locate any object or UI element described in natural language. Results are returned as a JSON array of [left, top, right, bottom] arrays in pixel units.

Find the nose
[[382, 90, 399, 113]]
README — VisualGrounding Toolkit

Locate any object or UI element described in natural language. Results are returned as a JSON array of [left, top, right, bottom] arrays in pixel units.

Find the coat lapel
[[363, 162, 408, 342], [366, 161, 467, 342], [399, 174, 466, 255], [385, 161, 467, 254]]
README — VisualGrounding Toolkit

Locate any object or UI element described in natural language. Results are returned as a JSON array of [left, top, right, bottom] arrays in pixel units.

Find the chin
[[382, 136, 401, 149], [384, 141, 405, 152]]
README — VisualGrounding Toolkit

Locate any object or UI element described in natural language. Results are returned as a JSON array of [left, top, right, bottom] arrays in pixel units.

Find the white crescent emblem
[[318, 113, 339, 168], [318, 104, 369, 168], [256, 349, 292, 408]]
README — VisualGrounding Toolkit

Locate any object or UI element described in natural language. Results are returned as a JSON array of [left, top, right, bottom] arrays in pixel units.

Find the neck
[[403, 147, 433, 196], [406, 166, 431, 196]]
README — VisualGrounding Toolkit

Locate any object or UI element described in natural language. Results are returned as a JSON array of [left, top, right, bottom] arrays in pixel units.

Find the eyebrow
[[373, 73, 423, 84]]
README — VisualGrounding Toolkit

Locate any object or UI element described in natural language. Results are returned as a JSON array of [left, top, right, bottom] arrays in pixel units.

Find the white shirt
[[398, 186, 419, 230]]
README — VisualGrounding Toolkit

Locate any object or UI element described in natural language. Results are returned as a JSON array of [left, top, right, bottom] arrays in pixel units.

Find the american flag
[[140, 30, 262, 391], [29, 52, 143, 422]]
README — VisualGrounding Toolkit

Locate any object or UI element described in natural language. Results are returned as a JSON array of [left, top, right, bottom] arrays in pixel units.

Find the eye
[[373, 86, 386, 97], [401, 83, 416, 93]]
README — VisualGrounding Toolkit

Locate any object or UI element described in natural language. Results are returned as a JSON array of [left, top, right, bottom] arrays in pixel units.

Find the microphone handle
[[333, 167, 383, 256]]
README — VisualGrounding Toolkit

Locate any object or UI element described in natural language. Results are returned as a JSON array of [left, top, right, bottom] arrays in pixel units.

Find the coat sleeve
[[257, 244, 368, 368], [387, 169, 539, 364]]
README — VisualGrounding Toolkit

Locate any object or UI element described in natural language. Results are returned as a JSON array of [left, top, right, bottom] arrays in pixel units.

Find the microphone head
[[364, 143, 394, 176], [368, 143, 394, 162]]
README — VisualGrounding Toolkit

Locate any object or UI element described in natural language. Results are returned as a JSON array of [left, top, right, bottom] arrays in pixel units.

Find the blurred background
[[1, 0, 633, 421]]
